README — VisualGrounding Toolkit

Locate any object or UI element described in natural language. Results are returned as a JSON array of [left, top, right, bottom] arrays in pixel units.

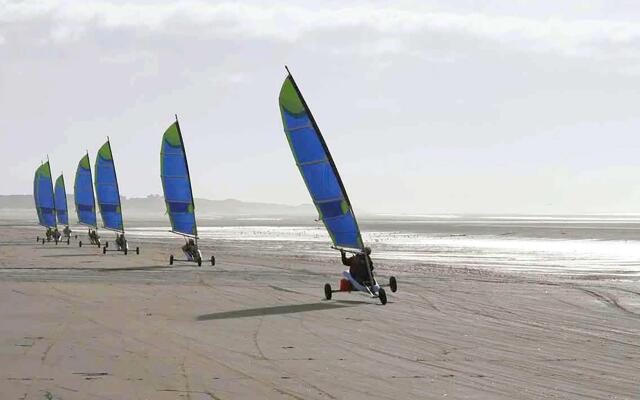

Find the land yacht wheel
[[378, 288, 387, 305], [389, 276, 397, 293], [324, 283, 332, 300]]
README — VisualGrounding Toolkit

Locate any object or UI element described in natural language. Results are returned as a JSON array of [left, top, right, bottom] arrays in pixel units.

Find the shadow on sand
[[197, 301, 359, 321], [332, 299, 372, 305], [98, 266, 172, 272], [41, 254, 98, 258], [0, 242, 44, 246]]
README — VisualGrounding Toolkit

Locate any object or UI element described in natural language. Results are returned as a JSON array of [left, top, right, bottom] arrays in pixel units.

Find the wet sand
[[0, 224, 639, 399]]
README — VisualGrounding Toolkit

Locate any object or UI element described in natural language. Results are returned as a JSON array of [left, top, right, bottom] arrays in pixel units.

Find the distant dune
[[0, 194, 315, 219]]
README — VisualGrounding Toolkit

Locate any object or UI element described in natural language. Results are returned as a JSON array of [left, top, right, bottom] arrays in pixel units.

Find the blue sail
[[95, 140, 124, 232], [34, 161, 57, 228], [54, 174, 69, 225], [160, 120, 198, 237], [279, 72, 364, 250], [74, 154, 97, 227]]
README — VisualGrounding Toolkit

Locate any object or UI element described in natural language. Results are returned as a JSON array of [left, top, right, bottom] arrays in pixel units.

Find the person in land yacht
[[89, 229, 100, 245], [182, 238, 198, 260], [341, 247, 374, 285], [115, 233, 126, 251]]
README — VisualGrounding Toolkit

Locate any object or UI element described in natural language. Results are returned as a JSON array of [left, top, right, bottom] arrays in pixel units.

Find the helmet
[[364, 246, 371, 255], [188, 239, 195, 245]]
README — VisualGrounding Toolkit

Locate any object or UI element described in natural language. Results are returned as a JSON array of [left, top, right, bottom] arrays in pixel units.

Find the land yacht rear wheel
[[324, 283, 332, 300], [378, 288, 387, 305], [389, 276, 397, 293]]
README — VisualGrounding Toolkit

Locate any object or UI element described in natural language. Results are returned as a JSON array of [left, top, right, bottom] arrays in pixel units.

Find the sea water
[[126, 214, 640, 277]]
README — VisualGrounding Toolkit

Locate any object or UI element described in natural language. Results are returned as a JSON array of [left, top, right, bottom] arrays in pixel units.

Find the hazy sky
[[3, 0, 640, 214]]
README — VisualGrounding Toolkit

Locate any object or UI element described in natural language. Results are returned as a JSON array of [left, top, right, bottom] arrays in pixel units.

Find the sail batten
[[74, 154, 97, 228], [95, 140, 124, 232], [54, 174, 69, 225], [160, 119, 198, 237], [34, 161, 57, 228], [279, 71, 364, 251]]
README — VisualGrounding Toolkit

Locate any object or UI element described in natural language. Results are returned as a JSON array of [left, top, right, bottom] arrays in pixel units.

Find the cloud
[[2, 0, 640, 58]]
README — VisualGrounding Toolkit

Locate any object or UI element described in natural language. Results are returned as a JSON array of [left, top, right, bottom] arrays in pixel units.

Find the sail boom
[[102, 226, 124, 233], [331, 245, 365, 254], [170, 230, 198, 239]]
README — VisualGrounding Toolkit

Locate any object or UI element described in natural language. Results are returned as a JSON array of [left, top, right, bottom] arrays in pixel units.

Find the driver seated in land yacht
[[341, 247, 374, 285]]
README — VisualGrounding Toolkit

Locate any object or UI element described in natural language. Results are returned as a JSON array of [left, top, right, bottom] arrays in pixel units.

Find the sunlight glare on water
[[127, 222, 640, 276]]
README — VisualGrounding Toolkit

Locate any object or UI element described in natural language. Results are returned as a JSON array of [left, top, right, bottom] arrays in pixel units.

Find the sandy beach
[[0, 222, 639, 400]]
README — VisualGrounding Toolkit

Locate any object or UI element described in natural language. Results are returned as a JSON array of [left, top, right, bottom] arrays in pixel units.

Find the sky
[[3, 0, 640, 214]]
